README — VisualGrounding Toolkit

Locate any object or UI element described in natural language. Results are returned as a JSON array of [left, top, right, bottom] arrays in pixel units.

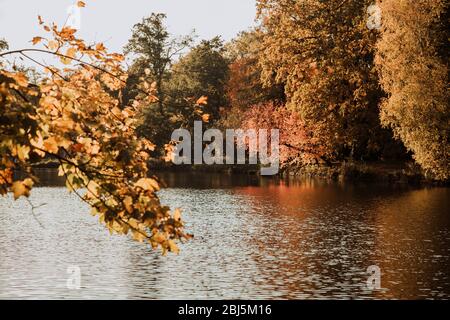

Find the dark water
[[0, 170, 449, 299]]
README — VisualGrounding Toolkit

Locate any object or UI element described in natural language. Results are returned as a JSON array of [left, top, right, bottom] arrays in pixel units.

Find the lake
[[0, 170, 449, 299]]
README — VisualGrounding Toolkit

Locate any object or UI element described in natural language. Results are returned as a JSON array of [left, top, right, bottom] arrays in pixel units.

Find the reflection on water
[[0, 170, 449, 299]]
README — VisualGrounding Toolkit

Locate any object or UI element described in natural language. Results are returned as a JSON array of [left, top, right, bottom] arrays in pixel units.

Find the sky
[[0, 0, 257, 56]]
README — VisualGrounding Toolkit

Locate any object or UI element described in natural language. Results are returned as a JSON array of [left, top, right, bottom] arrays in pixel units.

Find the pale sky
[[0, 0, 257, 55]]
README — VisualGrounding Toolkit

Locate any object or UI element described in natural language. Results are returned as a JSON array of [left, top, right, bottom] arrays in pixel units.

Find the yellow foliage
[[376, 0, 449, 180], [135, 178, 160, 192], [0, 11, 191, 254]]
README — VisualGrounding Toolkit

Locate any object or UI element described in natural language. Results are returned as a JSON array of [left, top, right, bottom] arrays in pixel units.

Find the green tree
[[166, 37, 230, 126], [124, 13, 194, 113], [123, 13, 194, 154], [375, 0, 449, 180]]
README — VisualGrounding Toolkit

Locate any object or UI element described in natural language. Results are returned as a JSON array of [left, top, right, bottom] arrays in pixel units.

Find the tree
[[224, 30, 284, 108], [241, 102, 331, 168], [375, 0, 449, 180], [166, 37, 229, 126], [256, 0, 392, 159], [0, 12, 190, 254], [220, 30, 284, 128], [124, 13, 194, 113]]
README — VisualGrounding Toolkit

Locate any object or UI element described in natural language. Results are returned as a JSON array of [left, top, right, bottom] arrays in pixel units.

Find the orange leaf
[[95, 43, 105, 51], [47, 40, 58, 51], [135, 178, 160, 192], [11, 73, 29, 87], [196, 96, 208, 105], [17, 145, 31, 161], [43, 137, 59, 154], [173, 208, 182, 222], [202, 114, 210, 123], [11, 178, 34, 200], [61, 48, 76, 65], [123, 196, 134, 214], [32, 37, 43, 45]]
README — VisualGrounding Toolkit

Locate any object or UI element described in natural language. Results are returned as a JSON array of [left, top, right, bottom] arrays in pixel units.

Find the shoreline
[[30, 159, 448, 186], [146, 160, 449, 186]]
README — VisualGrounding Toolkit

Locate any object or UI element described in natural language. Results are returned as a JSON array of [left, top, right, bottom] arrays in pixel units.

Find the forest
[[0, 0, 449, 253]]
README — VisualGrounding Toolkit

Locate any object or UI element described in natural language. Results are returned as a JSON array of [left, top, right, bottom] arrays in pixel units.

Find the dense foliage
[[375, 0, 449, 180], [241, 102, 330, 167], [256, 0, 392, 160], [0, 9, 190, 254], [166, 37, 229, 125], [124, 14, 218, 153]]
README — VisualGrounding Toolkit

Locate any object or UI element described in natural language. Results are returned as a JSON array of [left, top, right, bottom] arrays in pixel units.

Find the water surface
[[0, 171, 449, 299]]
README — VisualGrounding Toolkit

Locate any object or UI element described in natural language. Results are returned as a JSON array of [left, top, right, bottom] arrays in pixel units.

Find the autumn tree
[[375, 0, 449, 180], [241, 102, 331, 168], [0, 10, 190, 254], [220, 30, 284, 128], [256, 0, 393, 160], [225, 30, 268, 111]]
